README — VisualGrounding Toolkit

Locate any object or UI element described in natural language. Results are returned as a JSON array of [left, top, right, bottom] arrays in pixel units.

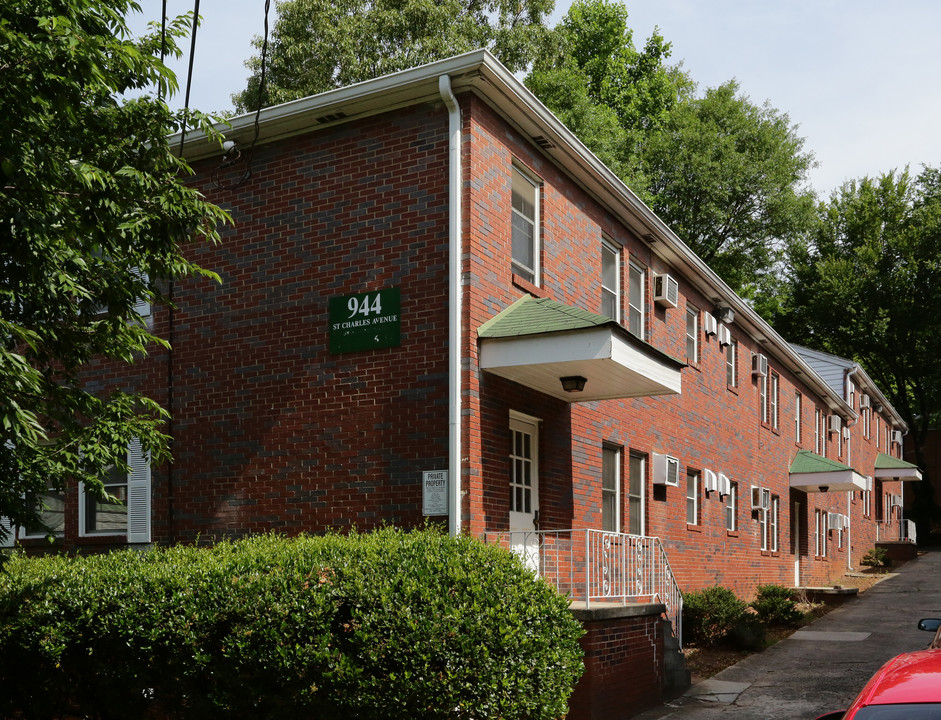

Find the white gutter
[[440, 74, 462, 536]]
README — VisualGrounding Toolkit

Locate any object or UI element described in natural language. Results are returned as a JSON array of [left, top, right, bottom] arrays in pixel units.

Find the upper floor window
[[794, 391, 802, 443], [685, 306, 699, 364], [814, 408, 822, 454], [769, 371, 780, 430], [511, 167, 540, 284], [760, 372, 768, 424], [726, 482, 738, 532], [601, 240, 620, 321], [628, 262, 645, 338], [726, 339, 738, 387]]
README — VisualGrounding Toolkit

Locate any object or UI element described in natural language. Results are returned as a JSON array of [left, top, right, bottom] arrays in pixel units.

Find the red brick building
[[1, 53, 922, 710]]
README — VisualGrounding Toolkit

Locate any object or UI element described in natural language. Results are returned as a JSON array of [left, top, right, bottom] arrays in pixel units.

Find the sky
[[128, 0, 941, 198]]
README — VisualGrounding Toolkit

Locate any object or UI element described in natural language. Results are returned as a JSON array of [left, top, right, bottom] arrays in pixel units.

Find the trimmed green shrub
[[727, 613, 767, 650], [861, 547, 890, 568], [0, 528, 584, 720], [682, 586, 748, 647], [750, 584, 803, 626]]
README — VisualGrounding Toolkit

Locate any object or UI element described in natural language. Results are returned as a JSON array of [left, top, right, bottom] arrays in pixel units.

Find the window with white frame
[[759, 500, 769, 550], [628, 262, 645, 338], [602, 444, 620, 532], [22, 484, 66, 539], [601, 240, 620, 321], [685, 306, 699, 364], [769, 496, 779, 552], [863, 477, 872, 517], [726, 482, 737, 531], [686, 469, 700, 525], [760, 372, 768, 424], [511, 167, 540, 284], [814, 408, 821, 454], [726, 340, 737, 387], [769, 371, 779, 429], [628, 452, 645, 535], [80, 437, 151, 542], [794, 391, 802, 443], [814, 509, 824, 556]]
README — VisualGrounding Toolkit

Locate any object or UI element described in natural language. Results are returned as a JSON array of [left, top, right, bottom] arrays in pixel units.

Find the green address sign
[[329, 287, 401, 354]]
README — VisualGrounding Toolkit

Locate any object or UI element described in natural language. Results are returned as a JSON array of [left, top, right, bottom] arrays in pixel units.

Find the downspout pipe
[[439, 75, 462, 536]]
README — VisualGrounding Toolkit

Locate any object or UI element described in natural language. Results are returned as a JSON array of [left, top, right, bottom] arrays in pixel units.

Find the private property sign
[[329, 287, 401, 354]]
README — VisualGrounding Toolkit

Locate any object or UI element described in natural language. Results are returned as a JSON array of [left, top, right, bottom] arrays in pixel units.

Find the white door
[[509, 412, 539, 574]]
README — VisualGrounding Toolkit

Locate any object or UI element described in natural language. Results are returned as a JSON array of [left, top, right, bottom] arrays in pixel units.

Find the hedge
[[0, 528, 584, 720]]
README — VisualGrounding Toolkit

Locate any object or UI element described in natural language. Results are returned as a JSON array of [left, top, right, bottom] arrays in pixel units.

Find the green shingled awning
[[478, 296, 685, 403], [874, 452, 922, 481], [789, 450, 867, 493]]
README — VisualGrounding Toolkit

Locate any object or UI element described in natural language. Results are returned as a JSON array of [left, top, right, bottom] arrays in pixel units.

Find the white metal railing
[[901, 519, 917, 544], [485, 529, 683, 647]]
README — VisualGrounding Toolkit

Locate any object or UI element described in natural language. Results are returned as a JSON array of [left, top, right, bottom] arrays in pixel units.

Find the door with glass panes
[[509, 412, 539, 572]]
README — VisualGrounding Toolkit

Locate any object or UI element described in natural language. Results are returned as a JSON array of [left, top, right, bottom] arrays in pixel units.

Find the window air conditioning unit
[[828, 415, 842, 434], [702, 312, 718, 336], [892, 430, 903, 444], [751, 353, 768, 377], [718, 473, 731, 497], [703, 469, 718, 493], [859, 394, 871, 409], [843, 427, 851, 441], [717, 324, 732, 347], [653, 273, 679, 308], [652, 453, 680, 487], [827, 512, 845, 531], [750, 485, 771, 511]]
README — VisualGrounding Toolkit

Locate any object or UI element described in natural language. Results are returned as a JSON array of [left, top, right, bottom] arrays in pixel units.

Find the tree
[[0, 0, 228, 540], [642, 82, 817, 305], [234, 0, 554, 112], [524, 1, 816, 300], [525, 0, 690, 188], [775, 167, 941, 529]]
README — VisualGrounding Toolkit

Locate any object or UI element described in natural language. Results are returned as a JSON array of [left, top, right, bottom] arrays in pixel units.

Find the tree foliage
[[234, 0, 555, 112], [525, 0, 816, 300], [0, 0, 228, 539], [775, 166, 941, 526]]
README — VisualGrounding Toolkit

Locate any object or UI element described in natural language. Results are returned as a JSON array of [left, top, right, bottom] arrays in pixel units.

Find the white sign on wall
[[422, 470, 449, 516]]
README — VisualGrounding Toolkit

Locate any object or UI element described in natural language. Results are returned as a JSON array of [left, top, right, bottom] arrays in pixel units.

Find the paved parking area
[[632, 549, 941, 720]]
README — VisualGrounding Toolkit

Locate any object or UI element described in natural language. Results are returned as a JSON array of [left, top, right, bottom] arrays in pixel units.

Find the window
[[760, 373, 768, 424], [814, 509, 827, 557], [726, 340, 738, 387], [769, 371, 779, 429], [794, 392, 802, 443], [726, 482, 738, 532], [80, 437, 151, 542], [628, 262, 645, 338], [769, 496, 779, 552], [601, 240, 620, 321], [863, 477, 872, 517], [864, 405, 871, 438], [814, 408, 821, 454], [846, 427, 852, 466], [686, 470, 699, 525], [628, 452, 645, 535], [602, 445, 620, 532], [685, 306, 699, 364], [510, 414, 537, 516], [759, 500, 769, 550], [511, 167, 539, 284], [23, 484, 65, 539]]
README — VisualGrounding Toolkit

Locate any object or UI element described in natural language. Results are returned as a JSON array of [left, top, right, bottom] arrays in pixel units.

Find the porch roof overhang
[[789, 450, 868, 493], [478, 296, 685, 403], [874, 453, 923, 482]]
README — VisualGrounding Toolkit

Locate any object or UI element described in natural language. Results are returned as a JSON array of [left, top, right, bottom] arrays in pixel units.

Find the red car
[[815, 626, 941, 719]]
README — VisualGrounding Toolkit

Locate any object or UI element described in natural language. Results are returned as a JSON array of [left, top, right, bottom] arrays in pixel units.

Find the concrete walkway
[[633, 549, 941, 719]]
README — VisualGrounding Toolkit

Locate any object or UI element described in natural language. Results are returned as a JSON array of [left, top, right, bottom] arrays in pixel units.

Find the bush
[[861, 547, 890, 568], [750, 584, 803, 626], [682, 586, 748, 647], [727, 614, 767, 650], [0, 528, 584, 720]]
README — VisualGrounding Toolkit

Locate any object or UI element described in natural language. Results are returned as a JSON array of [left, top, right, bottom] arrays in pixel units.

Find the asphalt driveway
[[632, 548, 941, 720]]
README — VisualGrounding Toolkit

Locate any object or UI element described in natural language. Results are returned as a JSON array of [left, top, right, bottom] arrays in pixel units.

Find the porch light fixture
[[560, 375, 588, 393]]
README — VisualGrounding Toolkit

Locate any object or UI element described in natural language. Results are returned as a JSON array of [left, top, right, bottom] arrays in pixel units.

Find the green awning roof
[[478, 296, 685, 403], [874, 452, 922, 481], [789, 450, 867, 493]]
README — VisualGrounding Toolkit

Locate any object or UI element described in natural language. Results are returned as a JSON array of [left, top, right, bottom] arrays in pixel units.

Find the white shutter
[[0, 515, 14, 547], [126, 438, 151, 544]]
